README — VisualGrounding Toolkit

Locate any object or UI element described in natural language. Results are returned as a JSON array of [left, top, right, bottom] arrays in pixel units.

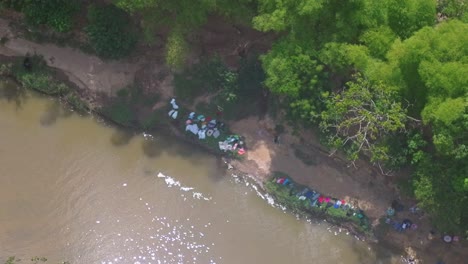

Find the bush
[[85, 4, 137, 59], [12, 56, 70, 95], [20, 73, 69, 95], [65, 93, 88, 113], [22, 0, 79, 32]]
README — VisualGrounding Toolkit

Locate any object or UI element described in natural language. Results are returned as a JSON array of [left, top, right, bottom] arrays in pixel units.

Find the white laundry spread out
[[170, 98, 179, 109], [212, 129, 220, 138], [198, 129, 206, 140], [168, 109, 178, 119], [185, 124, 199, 135]]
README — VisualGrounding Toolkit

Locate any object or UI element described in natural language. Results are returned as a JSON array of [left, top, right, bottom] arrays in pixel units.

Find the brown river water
[[0, 80, 402, 264]]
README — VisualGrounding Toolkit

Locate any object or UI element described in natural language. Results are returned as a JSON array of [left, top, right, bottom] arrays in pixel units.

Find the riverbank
[[1, 16, 466, 263], [0, 53, 375, 237]]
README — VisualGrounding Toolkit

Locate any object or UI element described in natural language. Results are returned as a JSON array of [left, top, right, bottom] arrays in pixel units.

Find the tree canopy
[[3, 0, 467, 234]]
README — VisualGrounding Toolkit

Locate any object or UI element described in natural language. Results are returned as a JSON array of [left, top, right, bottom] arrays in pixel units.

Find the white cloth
[[185, 124, 199, 135], [212, 129, 220, 138], [218, 141, 228, 151], [188, 112, 195, 119], [170, 98, 179, 109], [168, 109, 178, 119], [198, 129, 206, 140]]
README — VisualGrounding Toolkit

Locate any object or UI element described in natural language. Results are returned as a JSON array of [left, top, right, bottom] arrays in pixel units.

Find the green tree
[[318, 42, 370, 73], [383, 19, 468, 114], [359, 26, 397, 59], [261, 40, 325, 123], [85, 4, 137, 59], [438, 0, 468, 22], [413, 154, 468, 233], [387, 0, 436, 39], [165, 28, 188, 69], [22, 0, 79, 32], [320, 75, 409, 166], [114, 0, 254, 42]]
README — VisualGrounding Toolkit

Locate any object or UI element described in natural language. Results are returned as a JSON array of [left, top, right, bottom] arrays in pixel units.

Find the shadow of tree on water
[[110, 128, 135, 147], [0, 79, 27, 109], [39, 100, 61, 126], [39, 97, 77, 126]]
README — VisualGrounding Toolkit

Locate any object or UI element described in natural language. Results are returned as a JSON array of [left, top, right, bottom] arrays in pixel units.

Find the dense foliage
[[321, 75, 408, 164], [10, 56, 70, 95], [85, 4, 136, 59], [250, 0, 467, 233], [3, 0, 80, 32], [3, 0, 467, 234]]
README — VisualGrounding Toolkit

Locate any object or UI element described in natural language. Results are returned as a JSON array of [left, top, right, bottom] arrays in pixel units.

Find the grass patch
[[265, 180, 309, 212], [10, 56, 70, 95], [0, 55, 73, 96], [65, 93, 89, 114]]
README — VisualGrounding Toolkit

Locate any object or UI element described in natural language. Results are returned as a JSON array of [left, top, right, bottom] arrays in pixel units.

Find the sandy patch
[[229, 116, 392, 219]]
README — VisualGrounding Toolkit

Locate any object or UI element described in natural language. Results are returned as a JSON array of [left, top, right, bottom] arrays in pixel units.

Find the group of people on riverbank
[[385, 200, 462, 250]]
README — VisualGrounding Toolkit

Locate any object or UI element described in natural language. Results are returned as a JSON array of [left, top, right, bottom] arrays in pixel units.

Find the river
[[0, 80, 401, 264]]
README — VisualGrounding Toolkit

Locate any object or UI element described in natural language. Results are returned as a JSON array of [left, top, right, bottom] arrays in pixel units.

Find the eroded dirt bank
[[0, 16, 465, 264]]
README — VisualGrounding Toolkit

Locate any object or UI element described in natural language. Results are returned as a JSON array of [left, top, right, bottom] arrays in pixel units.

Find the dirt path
[[0, 18, 139, 96], [229, 116, 393, 219], [228, 117, 467, 264], [1, 14, 465, 263]]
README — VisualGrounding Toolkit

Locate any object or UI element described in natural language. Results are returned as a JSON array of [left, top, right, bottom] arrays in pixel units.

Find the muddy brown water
[[0, 80, 402, 264]]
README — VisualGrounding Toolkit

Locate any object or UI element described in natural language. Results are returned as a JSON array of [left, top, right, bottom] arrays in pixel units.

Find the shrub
[[12, 56, 70, 95], [0, 63, 12, 75], [22, 0, 79, 32], [65, 93, 89, 113], [85, 4, 137, 59], [18, 73, 69, 95]]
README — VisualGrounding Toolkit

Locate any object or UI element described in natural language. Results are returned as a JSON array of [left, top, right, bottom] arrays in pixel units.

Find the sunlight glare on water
[[0, 83, 399, 264]]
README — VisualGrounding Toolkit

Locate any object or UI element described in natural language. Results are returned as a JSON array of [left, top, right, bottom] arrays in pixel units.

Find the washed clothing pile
[[274, 176, 369, 224], [168, 98, 179, 119], [184, 112, 223, 140], [168, 99, 246, 156], [218, 135, 245, 155]]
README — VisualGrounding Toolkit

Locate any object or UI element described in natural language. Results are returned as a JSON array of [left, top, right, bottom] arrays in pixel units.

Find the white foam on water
[[143, 132, 155, 140], [157, 172, 212, 201]]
